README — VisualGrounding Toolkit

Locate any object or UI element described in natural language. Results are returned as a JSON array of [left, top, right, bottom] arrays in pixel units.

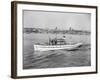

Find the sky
[[23, 10, 91, 31]]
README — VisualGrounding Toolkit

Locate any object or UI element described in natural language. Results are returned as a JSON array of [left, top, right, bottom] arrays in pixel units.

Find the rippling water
[[23, 33, 91, 69]]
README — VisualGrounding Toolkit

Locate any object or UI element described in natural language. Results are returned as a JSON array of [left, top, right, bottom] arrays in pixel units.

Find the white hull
[[34, 43, 82, 51]]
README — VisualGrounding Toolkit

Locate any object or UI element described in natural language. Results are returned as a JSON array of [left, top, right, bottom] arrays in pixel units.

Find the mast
[[47, 28, 50, 45], [55, 27, 57, 40]]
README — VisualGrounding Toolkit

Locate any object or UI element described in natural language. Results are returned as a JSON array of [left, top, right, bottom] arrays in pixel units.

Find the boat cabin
[[49, 38, 66, 45]]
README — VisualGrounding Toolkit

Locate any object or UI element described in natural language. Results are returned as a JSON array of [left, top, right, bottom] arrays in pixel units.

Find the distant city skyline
[[23, 10, 91, 31]]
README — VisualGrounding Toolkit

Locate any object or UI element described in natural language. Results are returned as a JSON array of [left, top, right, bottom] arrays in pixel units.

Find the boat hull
[[34, 43, 82, 51]]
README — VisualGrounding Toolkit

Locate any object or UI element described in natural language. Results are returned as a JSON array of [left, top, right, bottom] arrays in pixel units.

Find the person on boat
[[53, 38, 57, 45], [52, 40, 54, 45], [49, 38, 55, 45], [50, 39, 57, 45], [49, 38, 51, 45], [55, 39, 57, 45], [49, 39, 54, 45]]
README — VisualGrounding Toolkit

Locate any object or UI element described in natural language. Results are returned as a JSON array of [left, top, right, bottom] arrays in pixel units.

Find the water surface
[[23, 33, 91, 69]]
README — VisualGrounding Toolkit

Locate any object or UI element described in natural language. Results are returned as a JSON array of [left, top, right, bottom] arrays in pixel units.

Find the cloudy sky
[[23, 10, 91, 31]]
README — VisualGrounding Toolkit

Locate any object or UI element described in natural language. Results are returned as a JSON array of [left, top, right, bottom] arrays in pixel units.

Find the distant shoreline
[[24, 28, 90, 35]]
